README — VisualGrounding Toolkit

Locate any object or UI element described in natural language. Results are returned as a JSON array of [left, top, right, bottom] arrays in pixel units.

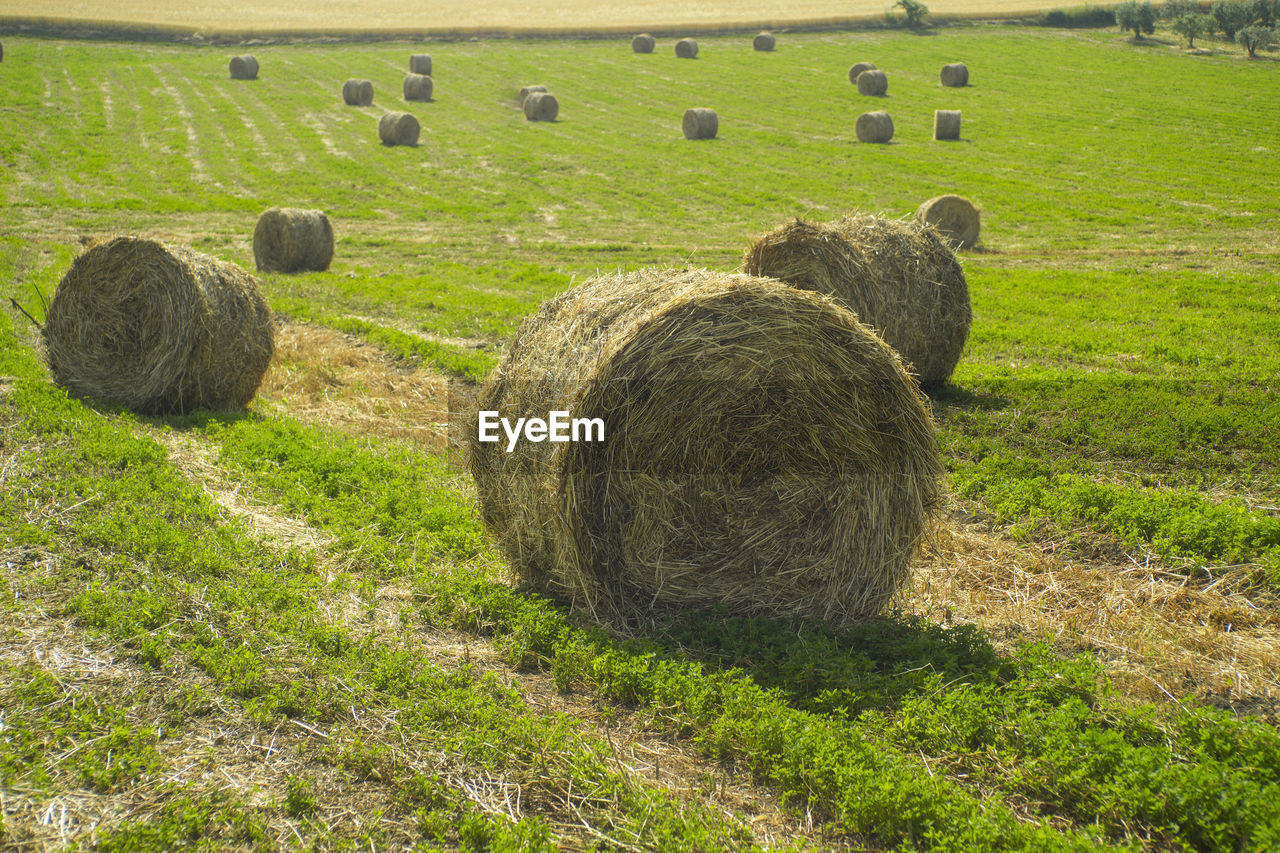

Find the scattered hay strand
[[253, 207, 335, 273], [848, 61, 876, 83], [675, 38, 699, 58], [754, 32, 776, 51], [42, 236, 274, 415], [467, 268, 942, 625], [632, 33, 656, 53], [410, 53, 432, 75], [523, 91, 559, 121], [342, 79, 374, 106], [915, 195, 981, 250], [518, 84, 547, 104], [378, 111, 420, 146], [941, 63, 969, 87], [934, 109, 961, 140], [682, 107, 718, 140], [403, 73, 433, 102], [743, 214, 971, 388], [856, 69, 887, 95], [855, 110, 894, 143], [229, 55, 258, 80]]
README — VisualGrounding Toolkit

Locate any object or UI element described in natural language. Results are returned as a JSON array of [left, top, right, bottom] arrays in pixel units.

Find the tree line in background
[[1115, 0, 1278, 52]]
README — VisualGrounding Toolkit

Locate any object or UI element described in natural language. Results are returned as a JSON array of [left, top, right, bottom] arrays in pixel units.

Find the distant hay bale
[[940, 63, 969, 87], [467, 268, 942, 625], [342, 79, 374, 106], [518, 84, 547, 104], [253, 207, 334, 273], [632, 33, 656, 53], [856, 110, 894, 143], [675, 38, 699, 58], [915, 195, 981, 250], [378, 111, 420, 146], [856, 69, 887, 95], [403, 73, 433, 102], [410, 53, 432, 75], [848, 62, 876, 83], [42, 236, 274, 415], [682, 108, 718, 140], [523, 91, 559, 121], [743, 214, 971, 388], [754, 32, 776, 51], [229, 55, 258, 80], [934, 109, 961, 140]]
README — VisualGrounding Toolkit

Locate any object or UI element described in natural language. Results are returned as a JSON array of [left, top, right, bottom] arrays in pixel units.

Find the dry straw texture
[[753, 32, 776, 50], [682, 107, 718, 140], [856, 69, 887, 96], [409, 53, 432, 75], [518, 84, 547, 104], [934, 109, 961, 141], [743, 214, 971, 388], [848, 61, 875, 83], [855, 110, 894, 143], [632, 33, 655, 53], [43, 236, 274, 415], [941, 62, 969, 87], [403, 73, 433, 101], [675, 38, 699, 58], [253, 207, 335, 273], [342, 79, 374, 106], [229, 55, 258, 80], [378, 111, 420, 146], [915, 195, 981, 249], [467, 269, 942, 626], [523, 91, 559, 121]]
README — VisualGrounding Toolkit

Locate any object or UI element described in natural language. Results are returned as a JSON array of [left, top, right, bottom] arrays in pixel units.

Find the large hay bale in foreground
[[43, 236, 274, 415], [229, 55, 258, 80], [518, 84, 547, 104], [856, 110, 894, 143], [848, 61, 875, 83], [342, 79, 374, 106], [856, 69, 887, 95], [744, 215, 971, 388], [632, 33, 656, 53], [467, 269, 942, 625], [253, 207, 334, 273], [675, 38, 699, 58], [754, 32, 776, 50], [915, 195, 981, 249], [940, 62, 969, 87], [682, 107, 718, 139], [934, 109, 961, 140], [403, 73, 433, 101], [379, 111, 420, 146], [523, 91, 559, 121], [410, 53, 432, 75]]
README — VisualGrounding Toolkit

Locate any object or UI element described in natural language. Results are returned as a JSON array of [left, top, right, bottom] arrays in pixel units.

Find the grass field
[[2, 22, 1280, 851]]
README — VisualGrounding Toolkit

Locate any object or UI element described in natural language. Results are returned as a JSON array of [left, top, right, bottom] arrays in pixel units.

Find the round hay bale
[[342, 79, 374, 106], [915, 195, 980, 250], [856, 69, 887, 96], [855, 110, 894, 143], [523, 91, 559, 121], [403, 73, 433, 102], [253, 207, 334, 274], [518, 84, 547, 104], [934, 109, 961, 141], [229, 55, 259, 80], [753, 32, 776, 51], [743, 215, 971, 388], [682, 107, 718, 140], [42, 236, 274, 415], [848, 62, 876, 83], [675, 38, 699, 58], [378, 111, 420, 146], [409, 53, 432, 75], [940, 62, 969, 87], [632, 33, 656, 53], [467, 269, 942, 625]]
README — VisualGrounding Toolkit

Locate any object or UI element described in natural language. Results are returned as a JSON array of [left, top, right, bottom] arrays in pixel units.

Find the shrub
[[1237, 23, 1277, 52], [1211, 0, 1254, 37], [1115, 0, 1157, 36], [1044, 6, 1122, 27], [893, 0, 931, 27]]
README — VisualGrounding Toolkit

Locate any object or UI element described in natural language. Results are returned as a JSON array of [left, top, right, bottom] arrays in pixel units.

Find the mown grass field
[[2, 23, 1280, 851]]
